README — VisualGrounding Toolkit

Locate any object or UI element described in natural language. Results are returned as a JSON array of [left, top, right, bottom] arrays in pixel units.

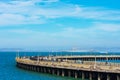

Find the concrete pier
[[98, 73, 101, 80], [52, 69, 55, 74], [68, 70, 71, 77], [75, 71, 78, 78], [107, 74, 110, 80], [82, 71, 85, 80], [16, 55, 120, 80], [89, 73, 92, 80], [57, 70, 59, 76], [117, 74, 120, 80], [62, 70, 64, 77]]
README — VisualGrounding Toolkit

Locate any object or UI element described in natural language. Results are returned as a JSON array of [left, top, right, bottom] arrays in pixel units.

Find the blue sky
[[0, 0, 120, 51]]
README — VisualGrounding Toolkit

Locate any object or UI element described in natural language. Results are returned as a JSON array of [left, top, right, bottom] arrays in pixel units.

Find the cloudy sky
[[0, 0, 120, 51]]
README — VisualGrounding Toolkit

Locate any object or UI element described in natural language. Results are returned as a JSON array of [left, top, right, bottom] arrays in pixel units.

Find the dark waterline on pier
[[0, 52, 120, 80]]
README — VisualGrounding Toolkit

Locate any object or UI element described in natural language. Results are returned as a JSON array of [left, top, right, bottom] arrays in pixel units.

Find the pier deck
[[16, 55, 120, 80]]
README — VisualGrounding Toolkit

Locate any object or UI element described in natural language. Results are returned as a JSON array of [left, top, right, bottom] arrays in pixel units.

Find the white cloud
[[0, 13, 45, 25], [0, 0, 59, 25], [73, 6, 120, 20], [0, 21, 120, 37], [93, 22, 120, 32], [5, 29, 35, 34], [0, 0, 120, 25], [0, 14, 25, 25], [48, 22, 120, 40], [0, 22, 120, 48]]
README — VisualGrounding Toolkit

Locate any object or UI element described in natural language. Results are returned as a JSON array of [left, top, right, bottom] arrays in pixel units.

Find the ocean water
[[0, 52, 120, 80]]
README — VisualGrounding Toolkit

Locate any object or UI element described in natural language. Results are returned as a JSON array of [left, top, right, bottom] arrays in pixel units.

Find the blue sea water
[[0, 52, 120, 80]]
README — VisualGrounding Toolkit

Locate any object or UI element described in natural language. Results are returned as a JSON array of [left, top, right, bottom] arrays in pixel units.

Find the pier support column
[[32, 66, 34, 71], [75, 71, 78, 78], [89, 73, 92, 80], [117, 74, 120, 80], [57, 70, 59, 76], [44, 68, 46, 73], [98, 73, 101, 80], [62, 70, 65, 77], [27, 66, 29, 70], [30, 66, 32, 70], [26, 66, 28, 70], [37, 67, 39, 72], [107, 74, 110, 80], [52, 69, 55, 74], [68, 71, 71, 77], [41, 67, 43, 72], [82, 72, 85, 80], [48, 69, 50, 73], [34, 66, 36, 71]]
